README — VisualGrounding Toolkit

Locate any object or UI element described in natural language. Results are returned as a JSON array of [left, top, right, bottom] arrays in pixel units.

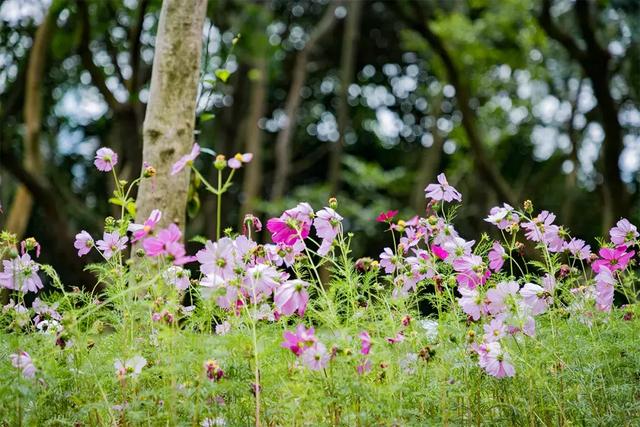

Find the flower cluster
[[281, 325, 329, 370]]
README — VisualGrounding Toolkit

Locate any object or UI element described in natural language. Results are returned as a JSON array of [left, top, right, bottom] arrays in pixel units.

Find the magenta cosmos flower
[[10, 351, 36, 378], [591, 246, 634, 273], [609, 218, 638, 246], [425, 173, 462, 202], [227, 152, 253, 169], [74, 230, 94, 257], [274, 279, 309, 316], [171, 143, 200, 175], [128, 209, 162, 242], [94, 147, 118, 172], [313, 207, 343, 255], [96, 231, 128, 259], [376, 210, 398, 223], [0, 254, 43, 293], [266, 203, 313, 246], [301, 342, 330, 370], [359, 331, 372, 355], [281, 324, 317, 356]]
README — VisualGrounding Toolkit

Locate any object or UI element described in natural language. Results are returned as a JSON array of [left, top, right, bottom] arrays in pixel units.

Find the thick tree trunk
[[5, 8, 54, 238], [240, 58, 268, 221], [134, 0, 207, 230], [271, 2, 341, 201], [328, 0, 362, 195]]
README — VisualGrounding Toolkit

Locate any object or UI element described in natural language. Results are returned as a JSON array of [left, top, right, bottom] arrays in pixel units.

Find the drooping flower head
[[274, 279, 309, 317], [227, 152, 253, 169], [96, 231, 128, 259], [485, 204, 519, 230], [0, 254, 43, 293], [74, 230, 94, 257], [267, 203, 313, 246], [94, 147, 118, 172], [424, 173, 462, 202], [128, 209, 162, 242], [594, 267, 616, 312], [10, 351, 36, 378], [609, 218, 638, 246], [171, 143, 201, 175]]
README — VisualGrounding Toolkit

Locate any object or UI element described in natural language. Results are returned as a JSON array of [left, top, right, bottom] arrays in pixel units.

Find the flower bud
[[143, 165, 156, 178], [523, 200, 533, 214], [214, 155, 227, 170], [328, 197, 338, 209]]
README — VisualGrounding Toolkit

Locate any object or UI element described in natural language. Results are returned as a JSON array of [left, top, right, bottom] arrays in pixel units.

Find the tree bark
[[134, 0, 207, 231], [240, 58, 268, 221], [271, 2, 341, 201], [328, 0, 362, 195], [5, 7, 54, 239]]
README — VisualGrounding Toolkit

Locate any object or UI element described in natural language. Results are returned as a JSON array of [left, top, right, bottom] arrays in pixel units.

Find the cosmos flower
[[96, 231, 128, 259], [301, 342, 329, 370], [94, 147, 118, 172], [274, 279, 309, 316], [609, 218, 638, 246], [424, 173, 462, 202], [266, 203, 313, 246], [0, 254, 43, 293], [591, 246, 634, 273], [10, 351, 36, 378], [171, 143, 200, 175], [128, 209, 162, 242], [114, 355, 147, 379], [227, 152, 253, 169], [313, 207, 343, 256], [74, 230, 94, 257]]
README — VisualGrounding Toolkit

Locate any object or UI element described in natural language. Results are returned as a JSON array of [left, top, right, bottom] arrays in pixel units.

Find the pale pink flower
[[114, 355, 147, 379], [486, 281, 519, 315], [482, 341, 515, 378], [227, 152, 253, 169], [520, 282, 550, 315], [483, 317, 507, 342], [96, 231, 128, 259], [379, 247, 400, 274], [359, 331, 372, 355], [302, 342, 329, 370], [356, 359, 372, 375], [425, 173, 462, 202], [244, 264, 280, 300], [594, 267, 616, 312], [74, 230, 94, 257], [196, 238, 235, 278], [458, 286, 485, 320], [274, 279, 309, 316], [609, 218, 638, 246], [143, 224, 193, 265], [313, 207, 343, 256], [0, 254, 44, 293], [128, 209, 162, 242], [171, 143, 200, 175], [522, 210, 556, 242], [564, 238, 592, 260], [453, 255, 489, 289], [485, 204, 519, 230], [94, 147, 118, 172], [10, 351, 36, 378], [442, 237, 474, 263], [488, 242, 507, 272], [162, 266, 190, 291]]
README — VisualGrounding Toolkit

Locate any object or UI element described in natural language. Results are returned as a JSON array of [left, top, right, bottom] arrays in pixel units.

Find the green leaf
[[215, 69, 231, 83], [189, 235, 208, 245], [109, 197, 124, 207], [126, 201, 136, 217], [200, 113, 216, 122]]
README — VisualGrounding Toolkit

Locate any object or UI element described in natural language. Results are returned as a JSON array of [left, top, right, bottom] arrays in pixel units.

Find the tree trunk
[[328, 0, 362, 195], [240, 58, 268, 221], [271, 2, 341, 201], [5, 8, 54, 239], [134, 0, 207, 231], [411, 128, 445, 213]]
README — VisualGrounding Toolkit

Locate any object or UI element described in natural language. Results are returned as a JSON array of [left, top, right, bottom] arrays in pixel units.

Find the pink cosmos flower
[[74, 230, 93, 257], [458, 286, 485, 320], [313, 207, 343, 255], [196, 237, 235, 279], [245, 264, 280, 300], [356, 359, 372, 375], [483, 317, 507, 343], [281, 324, 317, 356], [482, 341, 515, 378], [114, 355, 147, 379], [128, 209, 162, 242], [386, 332, 405, 344], [453, 255, 489, 289], [274, 279, 309, 316], [94, 147, 118, 172], [488, 242, 507, 272], [10, 351, 36, 378], [594, 267, 616, 312], [96, 231, 128, 259], [564, 238, 592, 260], [171, 143, 200, 175], [542, 225, 565, 252], [379, 247, 400, 274], [591, 246, 634, 273], [442, 237, 475, 263], [359, 331, 372, 355], [425, 173, 462, 202], [143, 224, 193, 265], [431, 244, 448, 260], [162, 266, 190, 291], [609, 218, 638, 246], [266, 203, 313, 246], [376, 210, 398, 223], [522, 210, 556, 242], [0, 254, 44, 293], [520, 282, 549, 315], [301, 342, 329, 370], [486, 281, 519, 315], [227, 152, 253, 169], [485, 204, 519, 230]]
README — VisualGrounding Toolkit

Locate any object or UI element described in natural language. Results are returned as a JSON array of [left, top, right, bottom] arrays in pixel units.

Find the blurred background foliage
[[0, 0, 639, 286]]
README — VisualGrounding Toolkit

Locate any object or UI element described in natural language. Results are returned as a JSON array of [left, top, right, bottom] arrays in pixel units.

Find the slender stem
[[216, 169, 222, 240]]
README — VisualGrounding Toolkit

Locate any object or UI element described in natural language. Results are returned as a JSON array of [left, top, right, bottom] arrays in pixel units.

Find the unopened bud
[[523, 200, 533, 214], [214, 155, 227, 170], [143, 165, 156, 178], [328, 197, 338, 209]]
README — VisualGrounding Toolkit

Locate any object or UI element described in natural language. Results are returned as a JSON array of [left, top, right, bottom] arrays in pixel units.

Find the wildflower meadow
[[0, 145, 638, 426]]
